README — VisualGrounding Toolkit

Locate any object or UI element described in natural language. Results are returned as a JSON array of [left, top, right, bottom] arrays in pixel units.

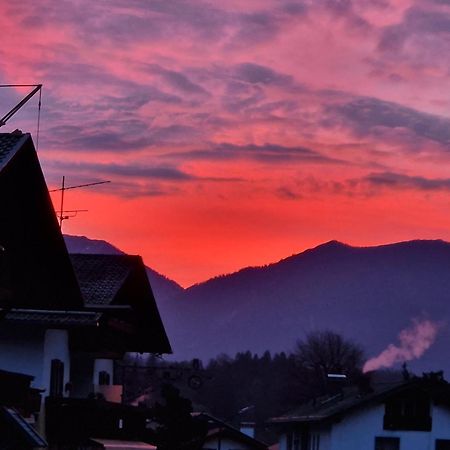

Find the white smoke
[[363, 318, 444, 373]]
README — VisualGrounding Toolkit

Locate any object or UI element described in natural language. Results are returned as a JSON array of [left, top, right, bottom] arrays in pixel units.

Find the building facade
[[271, 373, 450, 450]]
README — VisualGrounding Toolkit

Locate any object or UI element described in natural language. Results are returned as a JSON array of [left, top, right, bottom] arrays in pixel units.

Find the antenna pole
[[51, 177, 110, 231], [59, 176, 65, 228]]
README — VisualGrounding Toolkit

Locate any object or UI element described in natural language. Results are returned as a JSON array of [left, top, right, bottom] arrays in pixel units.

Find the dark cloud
[[363, 172, 450, 191], [378, 26, 407, 53], [233, 12, 281, 45], [46, 160, 195, 181], [404, 7, 450, 34], [222, 86, 266, 113], [35, 62, 182, 107], [148, 64, 210, 96], [378, 5, 450, 55], [43, 121, 201, 151], [320, 0, 371, 30], [43, 127, 153, 152], [217, 63, 298, 113], [330, 97, 450, 146], [275, 170, 450, 199], [43, 159, 241, 195], [233, 63, 294, 86], [281, 2, 308, 15], [164, 142, 345, 165], [275, 186, 303, 200], [12, 0, 231, 45]]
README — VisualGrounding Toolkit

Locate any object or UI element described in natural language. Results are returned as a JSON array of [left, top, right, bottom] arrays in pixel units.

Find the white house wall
[[93, 358, 114, 385], [0, 322, 45, 388], [330, 402, 450, 450], [278, 402, 450, 450], [42, 329, 71, 396]]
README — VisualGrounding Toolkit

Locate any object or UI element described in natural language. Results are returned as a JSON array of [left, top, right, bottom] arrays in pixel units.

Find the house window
[[375, 437, 400, 450], [384, 391, 431, 431], [436, 440, 450, 450], [98, 370, 111, 385], [286, 431, 301, 450], [287, 431, 293, 450], [50, 359, 64, 397], [310, 433, 320, 450]]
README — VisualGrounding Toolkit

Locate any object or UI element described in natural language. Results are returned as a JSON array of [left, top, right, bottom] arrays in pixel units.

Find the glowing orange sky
[[1, 0, 450, 286]]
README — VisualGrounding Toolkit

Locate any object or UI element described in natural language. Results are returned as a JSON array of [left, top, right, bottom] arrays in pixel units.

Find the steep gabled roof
[[69, 254, 136, 305], [70, 253, 172, 354], [0, 132, 83, 310]]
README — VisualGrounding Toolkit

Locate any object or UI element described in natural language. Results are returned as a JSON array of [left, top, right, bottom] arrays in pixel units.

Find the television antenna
[[0, 84, 42, 149], [49, 176, 111, 229]]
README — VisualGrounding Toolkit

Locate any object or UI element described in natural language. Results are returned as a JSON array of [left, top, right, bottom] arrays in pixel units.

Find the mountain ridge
[[64, 234, 450, 372], [187, 239, 450, 290]]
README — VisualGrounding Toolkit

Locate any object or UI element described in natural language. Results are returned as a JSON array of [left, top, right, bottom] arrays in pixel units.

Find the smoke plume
[[363, 318, 444, 373]]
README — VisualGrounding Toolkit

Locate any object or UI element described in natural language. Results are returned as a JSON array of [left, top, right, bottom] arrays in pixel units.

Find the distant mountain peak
[[64, 234, 123, 254], [313, 240, 349, 250]]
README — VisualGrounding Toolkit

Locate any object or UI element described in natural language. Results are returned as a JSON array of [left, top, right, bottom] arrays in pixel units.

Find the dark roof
[[70, 254, 137, 305], [70, 253, 172, 354], [1, 407, 47, 447], [0, 133, 28, 169], [0, 369, 34, 381], [0, 132, 83, 310], [193, 412, 268, 450], [269, 376, 450, 425]]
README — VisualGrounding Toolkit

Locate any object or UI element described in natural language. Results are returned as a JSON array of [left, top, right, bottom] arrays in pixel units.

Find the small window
[[50, 359, 64, 397], [287, 432, 293, 450], [309, 434, 320, 450], [375, 437, 400, 450], [98, 370, 111, 385], [436, 440, 450, 450]]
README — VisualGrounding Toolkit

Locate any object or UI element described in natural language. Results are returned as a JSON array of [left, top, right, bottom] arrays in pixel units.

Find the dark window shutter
[[50, 359, 64, 397]]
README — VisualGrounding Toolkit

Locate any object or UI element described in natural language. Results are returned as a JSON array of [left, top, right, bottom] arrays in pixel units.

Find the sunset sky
[[1, 0, 450, 286]]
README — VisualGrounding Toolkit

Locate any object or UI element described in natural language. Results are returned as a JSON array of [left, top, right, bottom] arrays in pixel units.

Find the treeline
[[191, 351, 302, 442], [120, 331, 365, 443]]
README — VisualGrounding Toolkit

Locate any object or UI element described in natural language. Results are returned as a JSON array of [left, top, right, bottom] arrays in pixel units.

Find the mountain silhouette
[[64, 236, 450, 373]]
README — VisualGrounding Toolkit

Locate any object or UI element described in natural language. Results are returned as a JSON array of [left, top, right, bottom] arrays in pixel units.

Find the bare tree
[[294, 330, 364, 390]]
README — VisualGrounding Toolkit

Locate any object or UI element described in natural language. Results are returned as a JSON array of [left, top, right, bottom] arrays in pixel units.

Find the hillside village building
[[194, 412, 268, 450], [0, 131, 170, 449], [270, 372, 450, 450]]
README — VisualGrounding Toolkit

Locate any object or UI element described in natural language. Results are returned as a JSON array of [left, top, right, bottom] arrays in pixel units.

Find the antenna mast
[[0, 84, 42, 127], [50, 177, 111, 229]]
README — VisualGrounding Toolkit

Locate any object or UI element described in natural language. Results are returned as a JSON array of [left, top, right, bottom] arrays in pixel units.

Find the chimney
[[240, 421, 255, 438], [357, 373, 373, 395]]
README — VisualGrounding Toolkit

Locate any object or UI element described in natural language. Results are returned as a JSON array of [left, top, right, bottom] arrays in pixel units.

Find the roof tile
[[70, 254, 139, 305]]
